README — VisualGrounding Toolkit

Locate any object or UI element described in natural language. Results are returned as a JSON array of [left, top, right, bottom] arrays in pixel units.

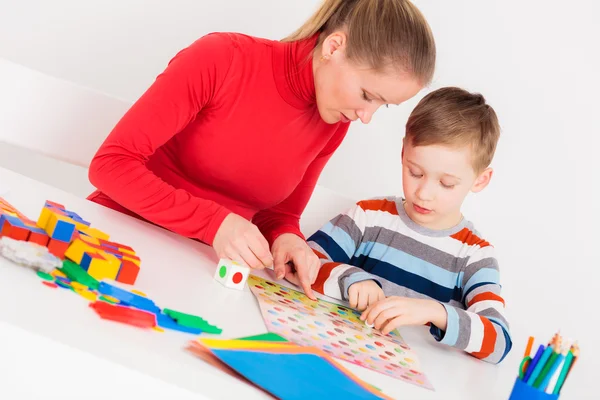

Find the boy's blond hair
[[405, 87, 501, 173]]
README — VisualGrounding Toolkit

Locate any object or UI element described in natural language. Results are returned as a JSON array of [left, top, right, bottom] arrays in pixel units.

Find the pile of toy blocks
[[0, 198, 140, 285]]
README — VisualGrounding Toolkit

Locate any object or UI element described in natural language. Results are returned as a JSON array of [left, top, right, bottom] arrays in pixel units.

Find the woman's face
[[313, 32, 424, 125]]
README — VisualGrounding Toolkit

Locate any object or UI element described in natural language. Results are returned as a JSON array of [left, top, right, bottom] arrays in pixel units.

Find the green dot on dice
[[219, 266, 227, 278]]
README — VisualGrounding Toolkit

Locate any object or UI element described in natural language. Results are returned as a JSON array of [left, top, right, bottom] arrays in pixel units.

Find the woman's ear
[[321, 31, 347, 59]]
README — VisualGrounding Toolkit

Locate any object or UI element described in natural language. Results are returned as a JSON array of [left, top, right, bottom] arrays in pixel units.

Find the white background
[[0, 0, 599, 398]]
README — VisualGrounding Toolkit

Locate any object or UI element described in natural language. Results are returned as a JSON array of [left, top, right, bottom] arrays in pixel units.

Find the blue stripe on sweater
[[356, 241, 460, 290], [307, 230, 350, 264], [352, 255, 462, 302], [464, 268, 500, 294]]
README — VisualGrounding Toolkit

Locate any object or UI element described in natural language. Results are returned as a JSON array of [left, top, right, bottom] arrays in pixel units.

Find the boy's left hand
[[360, 296, 447, 335]]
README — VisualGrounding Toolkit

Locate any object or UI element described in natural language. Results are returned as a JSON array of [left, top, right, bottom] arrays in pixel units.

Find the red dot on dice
[[232, 272, 243, 284]]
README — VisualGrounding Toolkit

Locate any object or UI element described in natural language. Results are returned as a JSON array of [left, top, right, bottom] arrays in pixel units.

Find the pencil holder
[[508, 377, 559, 400]]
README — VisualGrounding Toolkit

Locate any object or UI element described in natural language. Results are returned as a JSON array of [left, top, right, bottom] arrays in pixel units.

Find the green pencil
[[553, 344, 579, 394], [534, 350, 560, 388]]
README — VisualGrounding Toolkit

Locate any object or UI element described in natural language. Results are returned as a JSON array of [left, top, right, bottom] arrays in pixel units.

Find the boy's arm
[[430, 246, 513, 365], [307, 202, 368, 300]]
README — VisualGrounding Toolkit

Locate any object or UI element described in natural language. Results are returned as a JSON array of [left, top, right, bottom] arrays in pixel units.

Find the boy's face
[[401, 139, 493, 230]]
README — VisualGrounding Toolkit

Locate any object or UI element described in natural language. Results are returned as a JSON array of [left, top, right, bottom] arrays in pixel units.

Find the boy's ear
[[471, 168, 493, 193]]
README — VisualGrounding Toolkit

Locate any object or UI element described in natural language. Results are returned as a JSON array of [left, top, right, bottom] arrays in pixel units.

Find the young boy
[[307, 87, 512, 364]]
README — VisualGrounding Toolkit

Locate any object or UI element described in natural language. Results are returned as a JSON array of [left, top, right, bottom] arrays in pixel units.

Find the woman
[[87, 0, 436, 299]]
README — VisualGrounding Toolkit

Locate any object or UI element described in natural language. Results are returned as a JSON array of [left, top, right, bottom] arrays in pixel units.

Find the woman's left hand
[[271, 233, 320, 300]]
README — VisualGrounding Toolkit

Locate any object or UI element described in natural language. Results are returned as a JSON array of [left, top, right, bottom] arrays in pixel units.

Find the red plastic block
[[47, 238, 70, 258], [0, 219, 30, 241], [27, 229, 50, 246], [116, 260, 140, 285], [89, 301, 156, 328]]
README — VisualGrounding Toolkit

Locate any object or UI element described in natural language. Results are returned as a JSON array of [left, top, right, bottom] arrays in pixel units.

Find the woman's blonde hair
[[282, 0, 436, 85]]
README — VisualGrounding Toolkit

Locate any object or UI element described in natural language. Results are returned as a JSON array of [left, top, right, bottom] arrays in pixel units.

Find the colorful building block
[[24, 225, 50, 246], [214, 258, 249, 290], [90, 301, 156, 328], [81, 251, 121, 281], [163, 308, 222, 334], [97, 282, 160, 314], [44, 213, 76, 242], [116, 259, 140, 285], [47, 238, 70, 258], [78, 226, 110, 241], [0, 214, 30, 241]]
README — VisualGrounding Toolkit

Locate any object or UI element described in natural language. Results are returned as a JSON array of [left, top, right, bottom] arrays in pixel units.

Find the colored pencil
[[523, 344, 545, 382], [524, 336, 534, 358], [555, 343, 579, 394], [526, 348, 552, 385], [533, 335, 562, 388], [545, 342, 570, 394]]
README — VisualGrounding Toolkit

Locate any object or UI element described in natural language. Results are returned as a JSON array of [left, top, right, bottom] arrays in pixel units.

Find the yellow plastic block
[[78, 234, 101, 246], [75, 288, 97, 302], [87, 251, 120, 281], [65, 239, 95, 264], [131, 289, 147, 297], [79, 226, 110, 241], [70, 282, 87, 291], [37, 207, 54, 229], [118, 247, 136, 256], [51, 270, 67, 279]]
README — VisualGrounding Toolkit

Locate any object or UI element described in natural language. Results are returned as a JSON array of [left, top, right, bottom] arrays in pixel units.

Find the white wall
[[1, 0, 599, 387]]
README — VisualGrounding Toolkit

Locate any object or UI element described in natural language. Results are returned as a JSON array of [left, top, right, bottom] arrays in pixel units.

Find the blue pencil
[[527, 345, 553, 385], [523, 344, 545, 382]]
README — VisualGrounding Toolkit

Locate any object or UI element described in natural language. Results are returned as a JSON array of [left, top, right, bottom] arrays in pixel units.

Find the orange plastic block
[[116, 260, 140, 285]]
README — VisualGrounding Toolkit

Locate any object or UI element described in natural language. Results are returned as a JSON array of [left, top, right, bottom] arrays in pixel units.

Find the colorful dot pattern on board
[[248, 275, 434, 391]]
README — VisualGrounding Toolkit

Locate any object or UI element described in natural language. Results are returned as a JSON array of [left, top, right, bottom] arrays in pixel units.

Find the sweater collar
[[272, 33, 319, 109]]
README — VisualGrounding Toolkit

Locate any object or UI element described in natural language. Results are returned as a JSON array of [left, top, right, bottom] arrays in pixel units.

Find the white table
[[0, 166, 580, 399]]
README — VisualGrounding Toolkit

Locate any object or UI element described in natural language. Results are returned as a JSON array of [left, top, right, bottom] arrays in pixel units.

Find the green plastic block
[[58, 260, 99, 290], [163, 308, 222, 334], [238, 333, 289, 342]]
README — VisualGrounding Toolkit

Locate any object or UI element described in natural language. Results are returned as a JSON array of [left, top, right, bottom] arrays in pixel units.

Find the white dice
[[214, 258, 249, 290]]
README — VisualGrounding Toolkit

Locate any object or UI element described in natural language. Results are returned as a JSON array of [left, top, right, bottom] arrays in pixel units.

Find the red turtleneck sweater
[[87, 32, 350, 246]]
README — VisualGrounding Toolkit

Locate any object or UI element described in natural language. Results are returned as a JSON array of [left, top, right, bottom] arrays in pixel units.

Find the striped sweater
[[307, 197, 512, 364]]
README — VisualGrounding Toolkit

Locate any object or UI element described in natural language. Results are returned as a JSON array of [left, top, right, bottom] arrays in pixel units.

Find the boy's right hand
[[348, 280, 385, 311], [212, 213, 274, 269]]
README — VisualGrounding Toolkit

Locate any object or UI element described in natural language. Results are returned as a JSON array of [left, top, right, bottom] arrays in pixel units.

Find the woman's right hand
[[212, 213, 274, 269]]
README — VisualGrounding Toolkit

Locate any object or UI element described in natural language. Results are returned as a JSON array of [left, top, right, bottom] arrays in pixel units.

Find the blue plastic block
[[97, 282, 160, 313], [52, 219, 76, 242], [0, 214, 27, 228], [155, 313, 202, 334], [79, 252, 93, 271]]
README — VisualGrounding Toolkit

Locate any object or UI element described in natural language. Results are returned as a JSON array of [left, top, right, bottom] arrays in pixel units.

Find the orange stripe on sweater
[[312, 262, 341, 295], [468, 292, 506, 307], [451, 227, 491, 248], [358, 199, 399, 215], [471, 317, 498, 359], [311, 249, 327, 260]]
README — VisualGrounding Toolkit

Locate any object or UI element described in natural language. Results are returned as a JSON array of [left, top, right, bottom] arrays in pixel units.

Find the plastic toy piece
[[47, 238, 70, 258], [44, 213, 76, 242], [42, 281, 58, 289], [97, 282, 160, 314], [214, 258, 249, 290], [24, 225, 50, 246], [90, 301, 156, 328], [163, 308, 222, 334], [155, 312, 203, 335], [78, 226, 110, 241], [115, 259, 140, 285], [58, 260, 100, 290], [0, 215, 31, 241]]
